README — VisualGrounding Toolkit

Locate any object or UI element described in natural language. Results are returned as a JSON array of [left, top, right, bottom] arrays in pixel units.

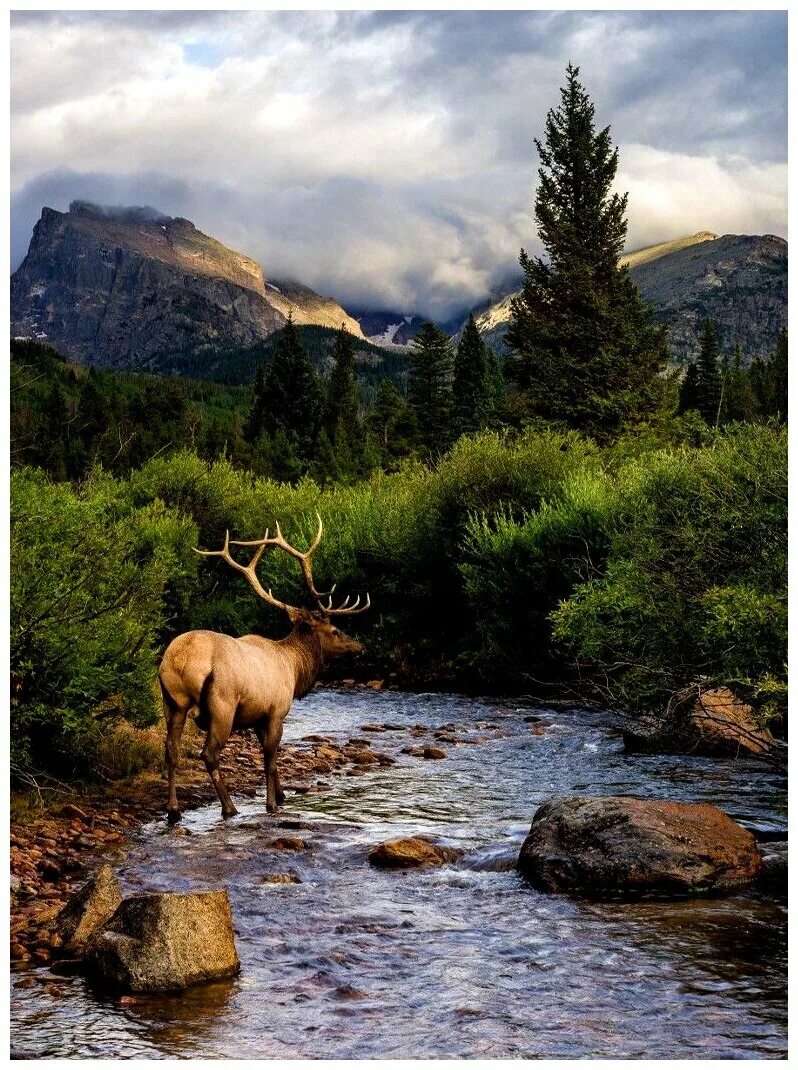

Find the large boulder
[[84, 890, 240, 992], [56, 864, 122, 953], [518, 796, 762, 897], [369, 836, 462, 869], [623, 687, 778, 759]]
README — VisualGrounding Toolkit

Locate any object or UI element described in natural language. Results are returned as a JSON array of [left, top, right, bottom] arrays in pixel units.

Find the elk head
[[195, 513, 369, 659]]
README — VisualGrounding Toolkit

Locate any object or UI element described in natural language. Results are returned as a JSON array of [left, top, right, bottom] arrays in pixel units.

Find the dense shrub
[[10, 422, 787, 782], [552, 424, 787, 713], [10, 468, 197, 778]]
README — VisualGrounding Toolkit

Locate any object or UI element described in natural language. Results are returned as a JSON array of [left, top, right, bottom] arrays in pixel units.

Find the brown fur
[[159, 610, 362, 820]]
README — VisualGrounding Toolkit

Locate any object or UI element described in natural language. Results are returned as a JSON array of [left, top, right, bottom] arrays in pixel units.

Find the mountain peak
[[11, 203, 363, 367]]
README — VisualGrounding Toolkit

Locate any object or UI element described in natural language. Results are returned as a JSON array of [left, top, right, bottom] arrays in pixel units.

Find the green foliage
[[551, 424, 787, 712], [694, 319, 722, 425], [452, 314, 504, 438], [157, 323, 409, 400], [506, 64, 669, 438], [407, 322, 454, 455], [721, 345, 758, 424], [11, 340, 252, 480], [10, 467, 197, 778], [367, 378, 416, 466], [247, 315, 322, 459], [750, 328, 788, 423], [10, 420, 787, 782]]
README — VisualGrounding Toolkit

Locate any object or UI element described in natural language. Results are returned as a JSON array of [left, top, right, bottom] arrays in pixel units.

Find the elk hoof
[[222, 805, 238, 819], [276, 790, 286, 805], [167, 808, 182, 824]]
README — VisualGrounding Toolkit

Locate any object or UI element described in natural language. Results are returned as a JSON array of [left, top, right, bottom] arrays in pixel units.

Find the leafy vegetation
[[10, 421, 786, 781]]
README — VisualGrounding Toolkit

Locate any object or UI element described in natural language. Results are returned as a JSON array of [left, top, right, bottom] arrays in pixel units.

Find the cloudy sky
[[10, 9, 788, 318]]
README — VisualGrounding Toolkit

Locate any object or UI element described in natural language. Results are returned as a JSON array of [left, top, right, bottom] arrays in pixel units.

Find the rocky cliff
[[11, 203, 363, 369], [470, 232, 787, 363], [633, 233, 787, 363]]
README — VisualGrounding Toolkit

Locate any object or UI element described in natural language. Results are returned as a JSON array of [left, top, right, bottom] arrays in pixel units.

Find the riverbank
[[11, 685, 397, 967]]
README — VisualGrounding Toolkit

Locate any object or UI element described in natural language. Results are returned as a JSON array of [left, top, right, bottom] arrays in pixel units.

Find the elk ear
[[286, 606, 313, 625]]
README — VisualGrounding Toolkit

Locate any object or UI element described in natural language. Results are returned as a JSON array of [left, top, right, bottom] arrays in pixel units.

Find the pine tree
[[694, 319, 722, 426], [452, 315, 491, 438], [322, 324, 364, 480], [506, 64, 668, 438], [771, 328, 787, 422], [248, 315, 322, 459], [722, 345, 757, 424], [407, 322, 453, 454], [678, 362, 700, 414], [324, 326, 360, 434], [245, 363, 268, 442], [485, 346, 506, 425], [368, 378, 412, 461]]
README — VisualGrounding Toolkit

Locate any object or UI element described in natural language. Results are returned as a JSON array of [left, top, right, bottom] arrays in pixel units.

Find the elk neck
[[279, 626, 325, 699]]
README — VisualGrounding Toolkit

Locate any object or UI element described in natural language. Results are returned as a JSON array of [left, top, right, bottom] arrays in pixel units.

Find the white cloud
[[10, 10, 787, 317], [619, 146, 788, 249]]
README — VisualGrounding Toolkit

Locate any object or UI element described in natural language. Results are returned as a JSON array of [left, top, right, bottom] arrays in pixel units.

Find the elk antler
[[195, 512, 370, 617]]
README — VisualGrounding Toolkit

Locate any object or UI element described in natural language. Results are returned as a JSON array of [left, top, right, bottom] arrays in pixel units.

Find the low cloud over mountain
[[11, 10, 787, 319]]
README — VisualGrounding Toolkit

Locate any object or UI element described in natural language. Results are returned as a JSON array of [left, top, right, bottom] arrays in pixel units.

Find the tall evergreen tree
[[722, 345, 757, 424], [367, 378, 414, 462], [506, 64, 668, 437], [694, 319, 722, 426], [485, 346, 506, 425], [245, 363, 268, 442], [321, 324, 364, 481], [677, 361, 700, 415], [407, 322, 454, 454], [770, 328, 788, 422], [324, 325, 360, 434], [246, 315, 322, 459], [452, 315, 490, 438]]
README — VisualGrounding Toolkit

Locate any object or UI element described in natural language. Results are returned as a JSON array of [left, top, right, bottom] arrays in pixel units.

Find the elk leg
[[256, 720, 284, 813], [165, 708, 188, 823], [201, 727, 237, 818]]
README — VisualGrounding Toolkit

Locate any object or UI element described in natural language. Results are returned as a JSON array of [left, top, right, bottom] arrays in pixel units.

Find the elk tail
[[196, 671, 215, 732], [159, 674, 179, 716]]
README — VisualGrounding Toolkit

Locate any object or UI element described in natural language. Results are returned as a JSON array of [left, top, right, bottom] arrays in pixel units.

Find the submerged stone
[[369, 836, 462, 869]]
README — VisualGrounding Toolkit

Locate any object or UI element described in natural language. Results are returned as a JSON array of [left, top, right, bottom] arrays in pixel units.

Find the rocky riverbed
[[10, 687, 787, 1059], [10, 685, 397, 967]]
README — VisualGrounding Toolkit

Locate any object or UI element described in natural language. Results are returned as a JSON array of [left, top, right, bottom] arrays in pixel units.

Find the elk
[[158, 514, 369, 821]]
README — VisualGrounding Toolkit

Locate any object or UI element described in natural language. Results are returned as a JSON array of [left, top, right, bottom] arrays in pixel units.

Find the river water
[[10, 688, 787, 1059]]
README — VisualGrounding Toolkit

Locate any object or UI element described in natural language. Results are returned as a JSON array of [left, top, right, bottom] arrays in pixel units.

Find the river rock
[[369, 836, 462, 869], [84, 890, 240, 992], [623, 687, 778, 759], [56, 864, 122, 953], [518, 796, 762, 897], [758, 841, 787, 889]]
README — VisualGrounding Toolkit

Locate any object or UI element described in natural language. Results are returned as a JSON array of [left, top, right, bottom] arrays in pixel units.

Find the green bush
[[552, 424, 787, 712], [10, 468, 197, 778], [11, 422, 787, 784]]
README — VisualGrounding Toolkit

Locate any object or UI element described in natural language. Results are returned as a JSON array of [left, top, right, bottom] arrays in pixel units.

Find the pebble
[[265, 836, 307, 851]]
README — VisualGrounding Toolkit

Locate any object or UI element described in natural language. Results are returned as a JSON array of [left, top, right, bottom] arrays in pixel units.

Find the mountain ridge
[[11, 202, 364, 369], [470, 230, 787, 362]]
